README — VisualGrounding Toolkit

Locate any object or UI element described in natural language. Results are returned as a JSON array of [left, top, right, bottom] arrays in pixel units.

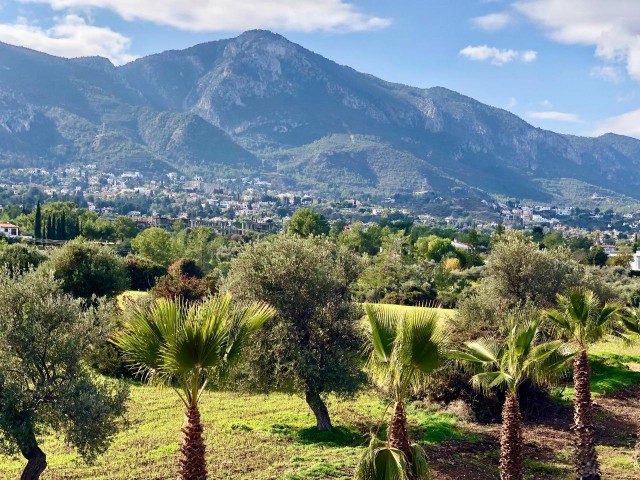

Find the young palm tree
[[114, 295, 274, 480], [355, 304, 448, 480], [620, 307, 640, 466], [544, 290, 620, 480], [451, 318, 572, 480]]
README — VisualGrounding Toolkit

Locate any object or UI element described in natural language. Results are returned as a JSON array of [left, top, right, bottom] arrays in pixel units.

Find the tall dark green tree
[[59, 212, 67, 240], [34, 201, 42, 239], [45, 216, 53, 240]]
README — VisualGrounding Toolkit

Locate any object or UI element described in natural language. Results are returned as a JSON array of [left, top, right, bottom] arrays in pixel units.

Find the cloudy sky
[[0, 0, 639, 138]]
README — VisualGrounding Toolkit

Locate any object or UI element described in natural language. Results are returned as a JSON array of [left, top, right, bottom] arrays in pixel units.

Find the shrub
[[126, 255, 167, 291]]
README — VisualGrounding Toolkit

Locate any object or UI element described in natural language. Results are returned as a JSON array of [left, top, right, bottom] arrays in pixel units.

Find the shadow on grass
[[270, 424, 365, 447], [590, 354, 640, 395]]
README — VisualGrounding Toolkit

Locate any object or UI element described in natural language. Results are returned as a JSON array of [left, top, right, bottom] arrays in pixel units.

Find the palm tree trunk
[[500, 391, 524, 480], [305, 389, 333, 432], [573, 349, 600, 480], [388, 401, 412, 466], [178, 405, 207, 480]]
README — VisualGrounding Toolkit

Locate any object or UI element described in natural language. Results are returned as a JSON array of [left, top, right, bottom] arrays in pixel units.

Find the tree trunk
[[500, 391, 524, 480], [20, 445, 47, 480], [177, 405, 207, 480], [305, 389, 333, 431], [388, 401, 412, 465], [573, 349, 600, 480]]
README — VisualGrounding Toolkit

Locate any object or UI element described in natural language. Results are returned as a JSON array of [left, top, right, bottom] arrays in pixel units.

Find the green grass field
[[0, 389, 471, 480]]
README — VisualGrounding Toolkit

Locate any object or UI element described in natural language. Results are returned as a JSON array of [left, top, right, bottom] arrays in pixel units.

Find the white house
[[630, 251, 640, 272], [0, 223, 20, 238], [451, 239, 472, 252]]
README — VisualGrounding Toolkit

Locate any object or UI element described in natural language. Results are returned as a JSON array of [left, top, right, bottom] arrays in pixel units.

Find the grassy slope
[[0, 390, 470, 479]]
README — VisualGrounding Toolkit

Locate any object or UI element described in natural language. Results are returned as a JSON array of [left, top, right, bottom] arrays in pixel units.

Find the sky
[[0, 0, 639, 138]]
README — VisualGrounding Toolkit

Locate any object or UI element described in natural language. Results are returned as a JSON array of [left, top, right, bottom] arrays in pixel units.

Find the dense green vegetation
[[0, 207, 640, 479]]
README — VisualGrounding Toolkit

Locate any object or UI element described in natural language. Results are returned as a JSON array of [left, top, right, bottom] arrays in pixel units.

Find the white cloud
[[507, 96, 517, 108], [472, 12, 512, 31], [590, 65, 623, 83], [516, 0, 640, 80], [20, 0, 391, 32], [540, 99, 553, 108], [459, 45, 537, 65], [592, 109, 640, 138], [0, 14, 136, 64], [527, 111, 582, 122]]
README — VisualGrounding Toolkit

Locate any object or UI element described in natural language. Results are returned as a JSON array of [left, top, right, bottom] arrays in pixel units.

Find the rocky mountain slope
[[1, 30, 639, 202]]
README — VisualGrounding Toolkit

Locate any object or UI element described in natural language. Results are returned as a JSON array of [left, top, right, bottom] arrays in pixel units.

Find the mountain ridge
[[0, 30, 638, 204]]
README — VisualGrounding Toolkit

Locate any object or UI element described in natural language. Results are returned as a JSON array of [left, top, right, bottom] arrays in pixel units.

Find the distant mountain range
[[1, 29, 640, 204]]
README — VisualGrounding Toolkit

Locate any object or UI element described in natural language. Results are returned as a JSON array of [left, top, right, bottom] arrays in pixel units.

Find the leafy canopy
[[364, 304, 448, 402], [544, 290, 621, 348], [450, 317, 573, 394], [114, 295, 274, 407]]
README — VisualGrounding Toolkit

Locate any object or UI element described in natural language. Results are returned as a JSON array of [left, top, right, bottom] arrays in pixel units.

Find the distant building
[[630, 251, 640, 272], [451, 239, 472, 252], [0, 223, 20, 238]]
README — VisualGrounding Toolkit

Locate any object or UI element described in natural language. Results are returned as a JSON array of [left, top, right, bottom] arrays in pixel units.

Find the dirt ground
[[425, 386, 640, 480]]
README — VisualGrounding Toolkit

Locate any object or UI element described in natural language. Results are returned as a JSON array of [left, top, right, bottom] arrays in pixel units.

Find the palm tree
[[620, 307, 640, 466], [355, 304, 448, 480], [544, 290, 620, 480], [114, 295, 274, 480], [451, 318, 572, 480]]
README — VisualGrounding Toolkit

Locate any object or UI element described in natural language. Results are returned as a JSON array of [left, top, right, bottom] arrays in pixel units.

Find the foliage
[[43, 239, 129, 301], [126, 255, 167, 291], [0, 270, 128, 476], [114, 295, 275, 405], [353, 434, 429, 480], [364, 304, 448, 402], [224, 234, 366, 429], [0, 243, 46, 275], [151, 273, 216, 303], [168, 258, 203, 279], [131, 227, 177, 267], [288, 208, 330, 237]]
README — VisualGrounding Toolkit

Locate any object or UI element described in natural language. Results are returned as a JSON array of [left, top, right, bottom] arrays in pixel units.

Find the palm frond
[[365, 304, 400, 363]]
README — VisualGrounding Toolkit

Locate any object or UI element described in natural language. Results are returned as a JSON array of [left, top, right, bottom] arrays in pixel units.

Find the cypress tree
[[34, 201, 42, 239], [46, 216, 53, 240], [60, 212, 67, 240]]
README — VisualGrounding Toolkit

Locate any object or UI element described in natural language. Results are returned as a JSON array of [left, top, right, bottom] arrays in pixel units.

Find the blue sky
[[1, 0, 639, 138]]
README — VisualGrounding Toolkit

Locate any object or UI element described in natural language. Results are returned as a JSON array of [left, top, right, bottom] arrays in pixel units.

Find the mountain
[[1, 30, 640, 204]]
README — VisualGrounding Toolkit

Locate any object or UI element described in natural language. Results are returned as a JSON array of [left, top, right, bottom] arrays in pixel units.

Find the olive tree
[[0, 270, 128, 479], [43, 238, 129, 301], [224, 234, 365, 431]]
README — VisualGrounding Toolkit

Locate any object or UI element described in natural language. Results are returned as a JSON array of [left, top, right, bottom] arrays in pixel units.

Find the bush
[[43, 238, 129, 301], [0, 243, 46, 274], [126, 255, 167, 291], [167, 258, 203, 279], [151, 274, 216, 303]]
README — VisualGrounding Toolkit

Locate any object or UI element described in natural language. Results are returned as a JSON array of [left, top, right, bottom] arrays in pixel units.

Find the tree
[[225, 234, 365, 431], [357, 304, 448, 479], [34, 201, 42, 240], [44, 239, 129, 301], [112, 216, 139, 242], [287, 208, 330, 237], [0, 270, 128, 480], [0, 244, 45, 275], [114, 295, 274, 480], [451, 318, 572, 480], [586, 247, 608, 267], [131, 227, 176, 267], [126, 255, 167, 291], [414, 235, 455, 263], [544, 291, 621, 480]]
